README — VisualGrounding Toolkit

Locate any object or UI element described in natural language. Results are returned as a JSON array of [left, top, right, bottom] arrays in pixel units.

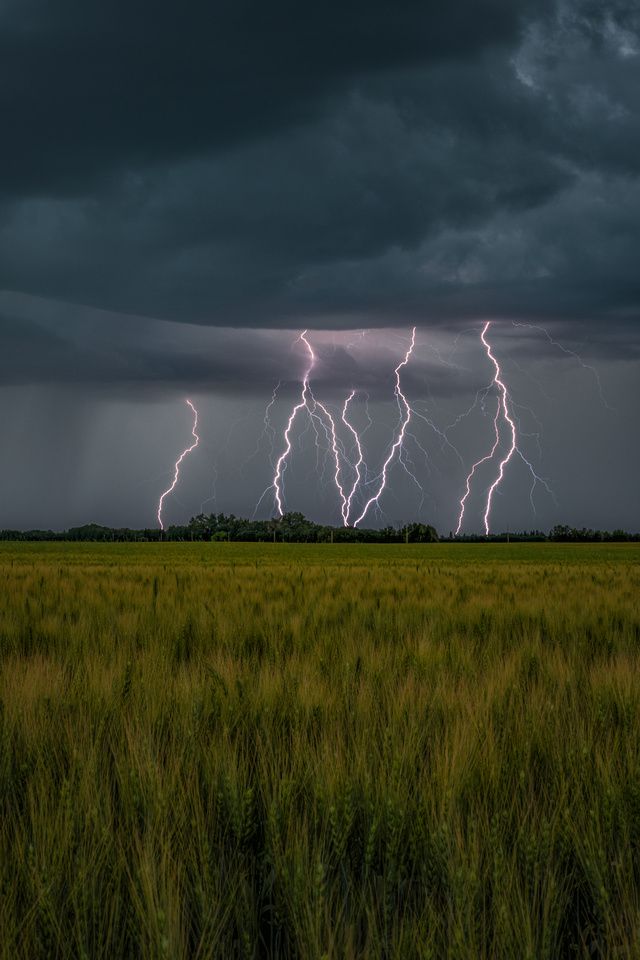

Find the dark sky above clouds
[[0, 0, 638, 531]]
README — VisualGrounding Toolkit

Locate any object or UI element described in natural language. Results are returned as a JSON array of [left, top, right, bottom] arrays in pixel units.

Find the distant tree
[[406, 522, 439, 543]]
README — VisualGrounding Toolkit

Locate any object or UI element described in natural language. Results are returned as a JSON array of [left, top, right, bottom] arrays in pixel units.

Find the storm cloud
[[0, 0, 638, 530], [0, 0, 639, 331]]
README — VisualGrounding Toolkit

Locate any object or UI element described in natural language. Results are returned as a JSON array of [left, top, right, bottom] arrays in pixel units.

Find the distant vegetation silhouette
[[1, 514, 637, 543]]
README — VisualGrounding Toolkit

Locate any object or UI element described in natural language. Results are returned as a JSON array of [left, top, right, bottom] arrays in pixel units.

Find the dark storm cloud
[[0, 0, 639, 367], [0, 0, 548, 197]]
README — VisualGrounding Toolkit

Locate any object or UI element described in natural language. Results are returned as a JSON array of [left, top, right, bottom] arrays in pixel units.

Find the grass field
[[1, 543, 639, 959]]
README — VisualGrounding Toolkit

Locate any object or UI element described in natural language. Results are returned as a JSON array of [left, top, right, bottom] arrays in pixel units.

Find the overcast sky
[[0, 0, 638, 532]]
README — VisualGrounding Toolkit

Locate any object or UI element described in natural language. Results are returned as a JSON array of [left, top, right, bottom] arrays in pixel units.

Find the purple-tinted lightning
[[268, 331, 347, 520], [454, 395, 501, 536], [271, 331, 319, 516], [481, 323, 518, 534], [149, 321, 610, 533], [157, 399, 200, 530], [271, 335, 313, 516], [455, 323, 554, 535], [341, 390, 365, 525], [244, 323, 569, 531], [353, 327, 416, 527], [314, 394, 351, 524]]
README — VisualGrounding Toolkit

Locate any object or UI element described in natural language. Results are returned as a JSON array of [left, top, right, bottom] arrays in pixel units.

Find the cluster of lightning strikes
[[157, 398, 200, 531], [258, 323, 557, 533], [156, 321, 606, 533], [253, 328, 423, 528]]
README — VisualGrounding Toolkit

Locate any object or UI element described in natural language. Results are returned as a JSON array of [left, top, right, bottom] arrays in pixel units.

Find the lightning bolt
[[264, 331, 348, 521], [389, 336, 468, 504], [157, 398, 200, 531], [271, 331, 314, 516], [313, 394, 351, 523], [481, 324, 518, 534], [454, 391, 501, 536], [353, 327, 417, 527], [455, 323, 554, 536], [341, 390, 365, 525]]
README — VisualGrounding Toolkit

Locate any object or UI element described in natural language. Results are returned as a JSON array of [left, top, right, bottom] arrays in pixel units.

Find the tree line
[[0, 514, 637, 543]]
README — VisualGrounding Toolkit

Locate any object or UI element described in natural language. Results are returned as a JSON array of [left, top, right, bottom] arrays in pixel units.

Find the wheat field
[[0, 543, 639, 958]]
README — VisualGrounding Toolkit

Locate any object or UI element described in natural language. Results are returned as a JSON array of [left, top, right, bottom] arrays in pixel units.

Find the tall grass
[[0, 543, 639, 958]]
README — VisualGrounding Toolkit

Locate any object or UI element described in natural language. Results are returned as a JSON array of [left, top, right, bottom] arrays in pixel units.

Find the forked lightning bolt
[[268, 331, 348, 519], [341, 390, 365, 526], [455, 323, 553, 535], [481, 324, 518, 534], [271, 330, 314, 516], [157, 399, 200, 530], [353, 327, 416, 527]]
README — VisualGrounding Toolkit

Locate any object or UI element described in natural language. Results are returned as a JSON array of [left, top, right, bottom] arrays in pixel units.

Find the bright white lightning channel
[[455, 322, 554, 536], [157, 398, 200, 531], [352, 327, 417, 527]]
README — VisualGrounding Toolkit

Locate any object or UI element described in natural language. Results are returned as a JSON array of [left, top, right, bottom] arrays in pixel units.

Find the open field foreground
[[1, 543, 640, 959]]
